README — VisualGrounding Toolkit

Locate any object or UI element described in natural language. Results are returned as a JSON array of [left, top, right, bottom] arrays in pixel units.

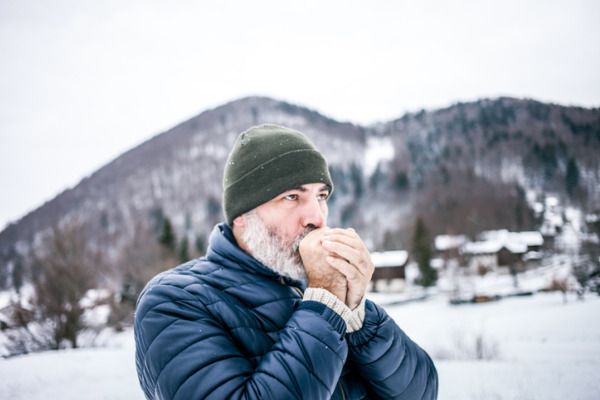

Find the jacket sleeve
[[346, 300, 438, 400], [134, 283, 348, 400]]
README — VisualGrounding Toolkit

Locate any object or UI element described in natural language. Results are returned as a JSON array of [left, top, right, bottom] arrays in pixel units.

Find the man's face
[[253, 182, 330, 245], [235, 183, 330, 281]]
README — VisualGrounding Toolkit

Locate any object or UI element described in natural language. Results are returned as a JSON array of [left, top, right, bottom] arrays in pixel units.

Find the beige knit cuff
[[303, 288, 366, 333], [348, 296, 366, 333]]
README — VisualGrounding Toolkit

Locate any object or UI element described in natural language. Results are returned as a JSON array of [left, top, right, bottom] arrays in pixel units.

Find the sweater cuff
[[303, 288, 365, 333], [347, 296, 366, 333]]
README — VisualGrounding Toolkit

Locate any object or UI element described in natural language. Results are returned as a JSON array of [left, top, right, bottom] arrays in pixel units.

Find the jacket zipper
[[291, 285, 303, 297]]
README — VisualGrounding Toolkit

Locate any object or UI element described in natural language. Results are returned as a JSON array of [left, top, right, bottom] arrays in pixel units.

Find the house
[[461, 240, 504, 273], [370, 250, 408, 292], [481, 230, 544, 251], [435, 234, 468, 269], [435, 234, 468, 259], [460, 230, 544, 273]]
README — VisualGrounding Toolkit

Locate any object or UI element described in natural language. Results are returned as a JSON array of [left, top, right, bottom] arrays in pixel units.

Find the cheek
[[262, 212, 300, 242], [283, 219, 303, 240]]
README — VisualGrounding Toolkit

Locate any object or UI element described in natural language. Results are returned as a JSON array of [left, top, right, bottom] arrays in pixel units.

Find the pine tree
[[412, 216, 437, 287], [158, 217, 176, 253], [350, 163, 364, 198], [565, 157, 580, 197]]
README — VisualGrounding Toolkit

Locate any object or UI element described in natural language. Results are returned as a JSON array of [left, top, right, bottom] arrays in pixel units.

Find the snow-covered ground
[[386, 292, 600, 400], [1, 290, 598, 400]]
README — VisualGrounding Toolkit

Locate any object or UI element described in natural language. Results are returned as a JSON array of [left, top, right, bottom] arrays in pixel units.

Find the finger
[[321, 240, 362, 269], [322, 238, 374, 278], [323, 228, 369, 253], [323, 228, 360, 241], [326, 255, 365, 280], [322, 233, 362, 251]]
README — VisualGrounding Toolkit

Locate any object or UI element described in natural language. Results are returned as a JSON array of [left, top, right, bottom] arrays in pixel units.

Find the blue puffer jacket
[[135, 223, 438, 399]]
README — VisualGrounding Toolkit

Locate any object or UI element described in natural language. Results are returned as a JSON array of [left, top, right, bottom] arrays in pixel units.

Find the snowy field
[[1, 291, 599, 400], [384, 292, 600, 400]]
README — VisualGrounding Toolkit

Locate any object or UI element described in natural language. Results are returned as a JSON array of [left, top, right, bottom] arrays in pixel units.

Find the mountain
[[1, 96, 599, 289]]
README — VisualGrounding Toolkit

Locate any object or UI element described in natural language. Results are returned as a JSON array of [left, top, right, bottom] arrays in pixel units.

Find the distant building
[[370, 250, 408, 291], [478, 230, 544, 250], [435, 234, 468, 260], [460, 230, 544, 273]]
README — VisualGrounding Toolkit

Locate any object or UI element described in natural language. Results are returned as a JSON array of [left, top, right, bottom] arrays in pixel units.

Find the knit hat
[[223, 124, 333, 225]]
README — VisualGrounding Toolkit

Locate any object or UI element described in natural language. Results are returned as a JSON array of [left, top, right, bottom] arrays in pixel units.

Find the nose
[[300, 197, 326, 228]]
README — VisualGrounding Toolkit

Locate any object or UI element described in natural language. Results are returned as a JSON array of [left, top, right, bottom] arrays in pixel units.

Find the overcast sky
[[1, 0, 599, 229]]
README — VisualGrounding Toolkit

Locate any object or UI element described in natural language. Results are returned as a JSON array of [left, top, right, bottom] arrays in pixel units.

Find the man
[[135, 124, 438, 399]]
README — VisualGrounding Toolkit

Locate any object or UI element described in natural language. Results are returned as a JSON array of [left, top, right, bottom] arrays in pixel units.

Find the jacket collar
[[206, 223, 307, 289]]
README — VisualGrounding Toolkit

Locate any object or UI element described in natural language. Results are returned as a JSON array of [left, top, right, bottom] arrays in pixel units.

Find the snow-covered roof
[[513, 231, 544, 247], [462, 238, 527, 255], [462, 240, 503, 255], [435, 234, 468, 251], [503, 241, 528, 254], [370, 250, 408, 268], [479, 230, 544, 247]]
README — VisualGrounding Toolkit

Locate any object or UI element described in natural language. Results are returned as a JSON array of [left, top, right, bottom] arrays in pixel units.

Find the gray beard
[[241, 211, 314, 283]]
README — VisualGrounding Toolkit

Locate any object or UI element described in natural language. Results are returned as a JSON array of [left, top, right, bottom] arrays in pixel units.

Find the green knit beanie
[[222, 124, 334, 225]]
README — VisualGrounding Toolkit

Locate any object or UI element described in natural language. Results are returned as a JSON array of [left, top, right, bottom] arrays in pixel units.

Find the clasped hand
[[299, 227, 374, 310]]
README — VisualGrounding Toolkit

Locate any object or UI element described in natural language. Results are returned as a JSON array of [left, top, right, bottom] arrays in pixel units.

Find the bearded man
[[134, 124, 438, 399]]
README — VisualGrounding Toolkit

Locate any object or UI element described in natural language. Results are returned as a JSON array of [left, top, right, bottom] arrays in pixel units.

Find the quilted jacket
[[135, 223, 438, 399]]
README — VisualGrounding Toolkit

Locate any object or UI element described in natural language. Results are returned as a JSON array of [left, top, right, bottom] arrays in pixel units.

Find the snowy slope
[[0, 292, 598, 400]]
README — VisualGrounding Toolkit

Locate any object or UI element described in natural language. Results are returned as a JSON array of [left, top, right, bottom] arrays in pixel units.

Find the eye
[[284, 194, 299, 201], [317, 192, 330, 201]]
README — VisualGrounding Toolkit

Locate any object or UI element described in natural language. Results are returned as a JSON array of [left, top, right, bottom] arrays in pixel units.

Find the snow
[[1, 290, 598, 399], [435, 235, 467, 251], [0, 331, 143, 400], [371, 250, 408, 267], [556, 223, 582, 253], [546, 196, 559, 208], [585, 213, 599, 224], [385, 292, 600, 400], [533, 201, 544, 215], [436, 259, 577, 297], [0, 291, 10, 310], [364, 135, 395, 175], [479, 229, 544, 247], [462, 239, 504, 254], [462, 230, 544, 255], [523, 250, 543, 261]]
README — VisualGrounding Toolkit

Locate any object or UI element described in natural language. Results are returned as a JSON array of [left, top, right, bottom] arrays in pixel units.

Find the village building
[[369, 250, 408, 292], [435, 234, 468, 259], [460, 230, 544, 274]]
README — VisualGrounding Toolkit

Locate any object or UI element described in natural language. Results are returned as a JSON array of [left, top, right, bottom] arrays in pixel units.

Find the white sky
[[1, 0, 599, 229]]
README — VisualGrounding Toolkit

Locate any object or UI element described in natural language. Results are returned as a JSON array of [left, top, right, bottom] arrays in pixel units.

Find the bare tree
[[4, 222, 100, 355]]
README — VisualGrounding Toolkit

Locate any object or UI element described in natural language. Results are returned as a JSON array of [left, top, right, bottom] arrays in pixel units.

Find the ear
[[231, 215, 250, 253], [232, 215, 245, 228]]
